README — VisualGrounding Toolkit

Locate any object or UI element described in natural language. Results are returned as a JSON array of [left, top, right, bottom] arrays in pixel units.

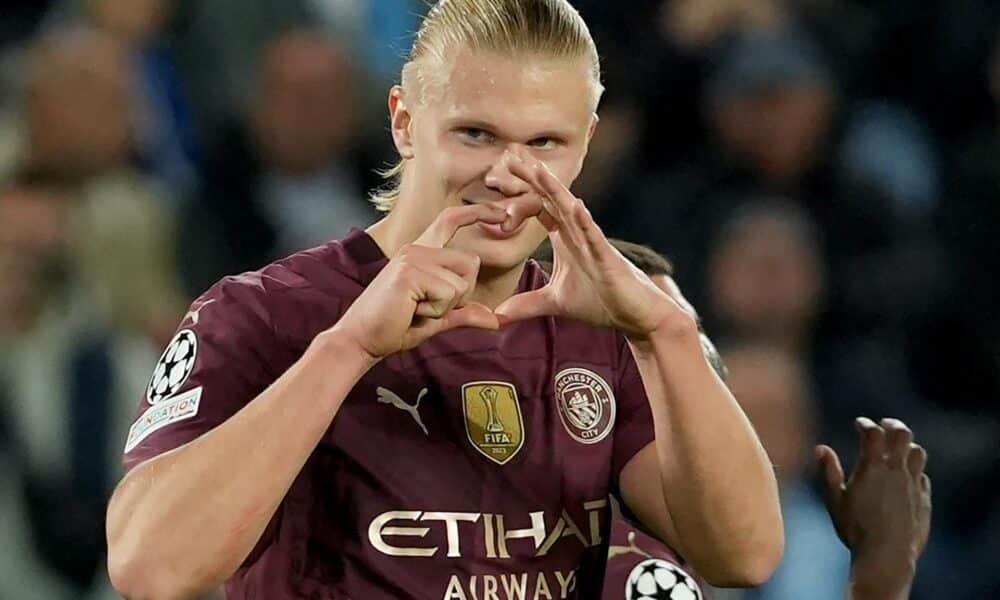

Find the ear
[[587, 113, 600, 142], [581, 113, 600, 155], [389, 85, 415, 159]]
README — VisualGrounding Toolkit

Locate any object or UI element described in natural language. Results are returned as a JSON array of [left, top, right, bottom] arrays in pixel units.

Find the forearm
[[629, 319, 783, 583], [848, 552, 915, 600], [107, 330, 375, 599]]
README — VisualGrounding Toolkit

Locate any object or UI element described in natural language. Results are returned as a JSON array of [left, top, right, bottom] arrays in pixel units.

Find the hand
[[495, 155, 692, 340], [332, 203, 509, 360], [816, 418, 932, 576]]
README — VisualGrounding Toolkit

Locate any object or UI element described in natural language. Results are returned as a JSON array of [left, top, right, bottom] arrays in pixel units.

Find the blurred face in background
[[390, 47, 598, 271], [0, 185, 72, 334], [25, 31, 135, 180], [87, 0, 171, 43], [253, 32, 359, 176], [722, 343, 813, 487], [708, 207, 824, 347], [711, 83, 833, 181]]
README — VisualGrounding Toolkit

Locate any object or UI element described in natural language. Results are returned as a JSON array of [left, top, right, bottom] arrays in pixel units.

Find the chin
[[453, 228, 544, 272]]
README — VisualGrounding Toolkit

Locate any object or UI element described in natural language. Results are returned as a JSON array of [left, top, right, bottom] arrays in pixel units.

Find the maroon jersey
[[601, 500, 708, 600], [123, 229, 656, 599]]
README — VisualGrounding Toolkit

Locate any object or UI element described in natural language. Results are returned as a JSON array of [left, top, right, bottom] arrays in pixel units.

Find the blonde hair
[[369, 0, 603, 212]]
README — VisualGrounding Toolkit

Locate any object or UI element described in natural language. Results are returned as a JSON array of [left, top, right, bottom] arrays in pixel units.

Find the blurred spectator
[[602, 23, 945, 343], [0, 173, 157, 600], [178, 30, 376, 296], [306, 0, 423, 88], [36, 0, 201, 197], [706, 201, 824, 355], [712, 341, 849, 600], [166, 0, 316, 136], [1, 28, 186, 343], [87, 0, 201, 197]]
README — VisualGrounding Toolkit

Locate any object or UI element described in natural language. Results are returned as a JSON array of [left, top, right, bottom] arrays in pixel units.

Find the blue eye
[[528, 138, 557, 150], [460, 128, 495, 144]]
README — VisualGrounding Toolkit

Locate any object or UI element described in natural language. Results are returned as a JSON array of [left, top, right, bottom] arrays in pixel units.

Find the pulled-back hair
[[369, 0, 603, 212]]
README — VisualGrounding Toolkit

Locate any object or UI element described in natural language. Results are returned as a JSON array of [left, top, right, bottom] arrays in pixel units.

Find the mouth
[[462, 199, 525, 240]]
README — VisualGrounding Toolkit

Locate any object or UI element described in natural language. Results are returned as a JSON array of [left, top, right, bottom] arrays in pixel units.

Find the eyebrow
[[447, 118, 574, 141]]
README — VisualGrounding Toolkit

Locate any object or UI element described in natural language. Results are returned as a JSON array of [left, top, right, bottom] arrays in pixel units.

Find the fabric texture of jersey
[[124, 229, 657, 600]]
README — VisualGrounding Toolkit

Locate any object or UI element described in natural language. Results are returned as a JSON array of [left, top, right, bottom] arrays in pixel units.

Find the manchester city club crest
[[462, 381, 524, 465], [554, 367, 616, 444]]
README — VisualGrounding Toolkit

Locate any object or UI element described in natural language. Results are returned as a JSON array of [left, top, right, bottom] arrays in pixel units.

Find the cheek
[[423, 133, 493, 189]]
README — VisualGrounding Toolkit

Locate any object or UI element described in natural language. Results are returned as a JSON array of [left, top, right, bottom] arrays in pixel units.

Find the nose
[[484, 150, 532, 198]]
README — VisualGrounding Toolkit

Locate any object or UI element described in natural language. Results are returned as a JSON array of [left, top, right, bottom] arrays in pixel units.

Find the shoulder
[[194, 237, 369, 343]]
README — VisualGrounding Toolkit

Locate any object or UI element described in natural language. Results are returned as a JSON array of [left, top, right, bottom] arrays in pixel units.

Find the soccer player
[[105, 1, 784, 598]]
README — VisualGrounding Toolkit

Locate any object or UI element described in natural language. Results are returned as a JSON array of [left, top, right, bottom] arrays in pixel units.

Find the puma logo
[[377, 387, 429, 436], [182, 299, 216, 326]]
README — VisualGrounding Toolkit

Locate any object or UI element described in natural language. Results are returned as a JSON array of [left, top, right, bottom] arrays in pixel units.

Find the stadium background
[[0, 0, 997, 598]]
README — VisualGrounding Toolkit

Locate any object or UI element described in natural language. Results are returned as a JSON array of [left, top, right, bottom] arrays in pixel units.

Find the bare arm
[[493, 157, 783, 587], [106, 203, 509, 600], [107, 331, 373, 599], [620, 321, 784, 587]]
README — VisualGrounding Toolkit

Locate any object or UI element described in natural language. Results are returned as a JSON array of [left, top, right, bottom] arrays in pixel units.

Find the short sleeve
[[122, 277, 280, 473], [611, 335, 655, 487]]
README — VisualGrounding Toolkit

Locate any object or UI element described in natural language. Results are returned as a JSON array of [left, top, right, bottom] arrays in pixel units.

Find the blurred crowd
[[0, 0, 997, 598]]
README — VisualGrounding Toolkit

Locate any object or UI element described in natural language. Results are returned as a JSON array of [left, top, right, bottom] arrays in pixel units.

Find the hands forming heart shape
[[334, 152, 692, 360]]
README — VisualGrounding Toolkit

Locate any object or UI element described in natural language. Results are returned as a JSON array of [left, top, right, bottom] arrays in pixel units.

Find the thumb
[[440, 302, 501, 332], [494, 288, 557, 326], [815, 444, 845, 512]]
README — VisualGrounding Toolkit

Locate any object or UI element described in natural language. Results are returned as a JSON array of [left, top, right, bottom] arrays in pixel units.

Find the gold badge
[[462, 381, 524, 465]]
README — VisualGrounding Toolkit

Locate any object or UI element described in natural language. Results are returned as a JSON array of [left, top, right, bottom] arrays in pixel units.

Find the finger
[[402, 267, 461, 318], [402, 245, 481, 280], [573, 200, 617, 265], [920, 473, 932, 494], [411, 262, 471, 310], [855, 416, 887, 471], [532, 160, 579, 217], [493, 288, 558, 325], [415, 203, 508, 248], [503, 194, 557, 232], [407, 302, 499, 342], [442, 302, 501, 331], [906, 443, 927, 479], [505, 156, 577, 227], [814, 444, 845, 512], [880, 418, 913, 469]]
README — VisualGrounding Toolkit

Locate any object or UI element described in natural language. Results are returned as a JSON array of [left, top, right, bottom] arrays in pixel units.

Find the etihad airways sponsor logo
[[368, 498, 608, 559], [441, 569, 578, 600]]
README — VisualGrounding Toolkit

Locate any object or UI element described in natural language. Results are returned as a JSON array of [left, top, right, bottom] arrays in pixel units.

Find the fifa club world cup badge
[[554, 367, 616, 444], [462, 382, 524, 465]]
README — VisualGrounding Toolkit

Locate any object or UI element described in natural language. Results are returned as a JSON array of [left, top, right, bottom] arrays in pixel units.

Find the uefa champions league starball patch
[[146, 329, 198, 405], [625, 559, 702, 600]]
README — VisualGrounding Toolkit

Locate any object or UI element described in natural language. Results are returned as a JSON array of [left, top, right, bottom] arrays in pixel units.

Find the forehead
[[431, 48, 595, 134]]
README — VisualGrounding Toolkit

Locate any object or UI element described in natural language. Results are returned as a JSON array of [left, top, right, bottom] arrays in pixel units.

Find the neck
[[468, 262, 526, 310]]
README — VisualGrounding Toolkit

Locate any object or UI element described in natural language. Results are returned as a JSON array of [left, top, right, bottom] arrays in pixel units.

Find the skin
[[368, 48, 598, 305], [819, 417, 932, 600], [106, 46, 783, 599], [369, 47, 782, 584], [637, 257, 929, 596]]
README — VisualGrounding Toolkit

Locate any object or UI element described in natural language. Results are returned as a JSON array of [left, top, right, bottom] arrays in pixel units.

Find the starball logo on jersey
[[554, 368, 616, 444], [368, 499, 608, 600]]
